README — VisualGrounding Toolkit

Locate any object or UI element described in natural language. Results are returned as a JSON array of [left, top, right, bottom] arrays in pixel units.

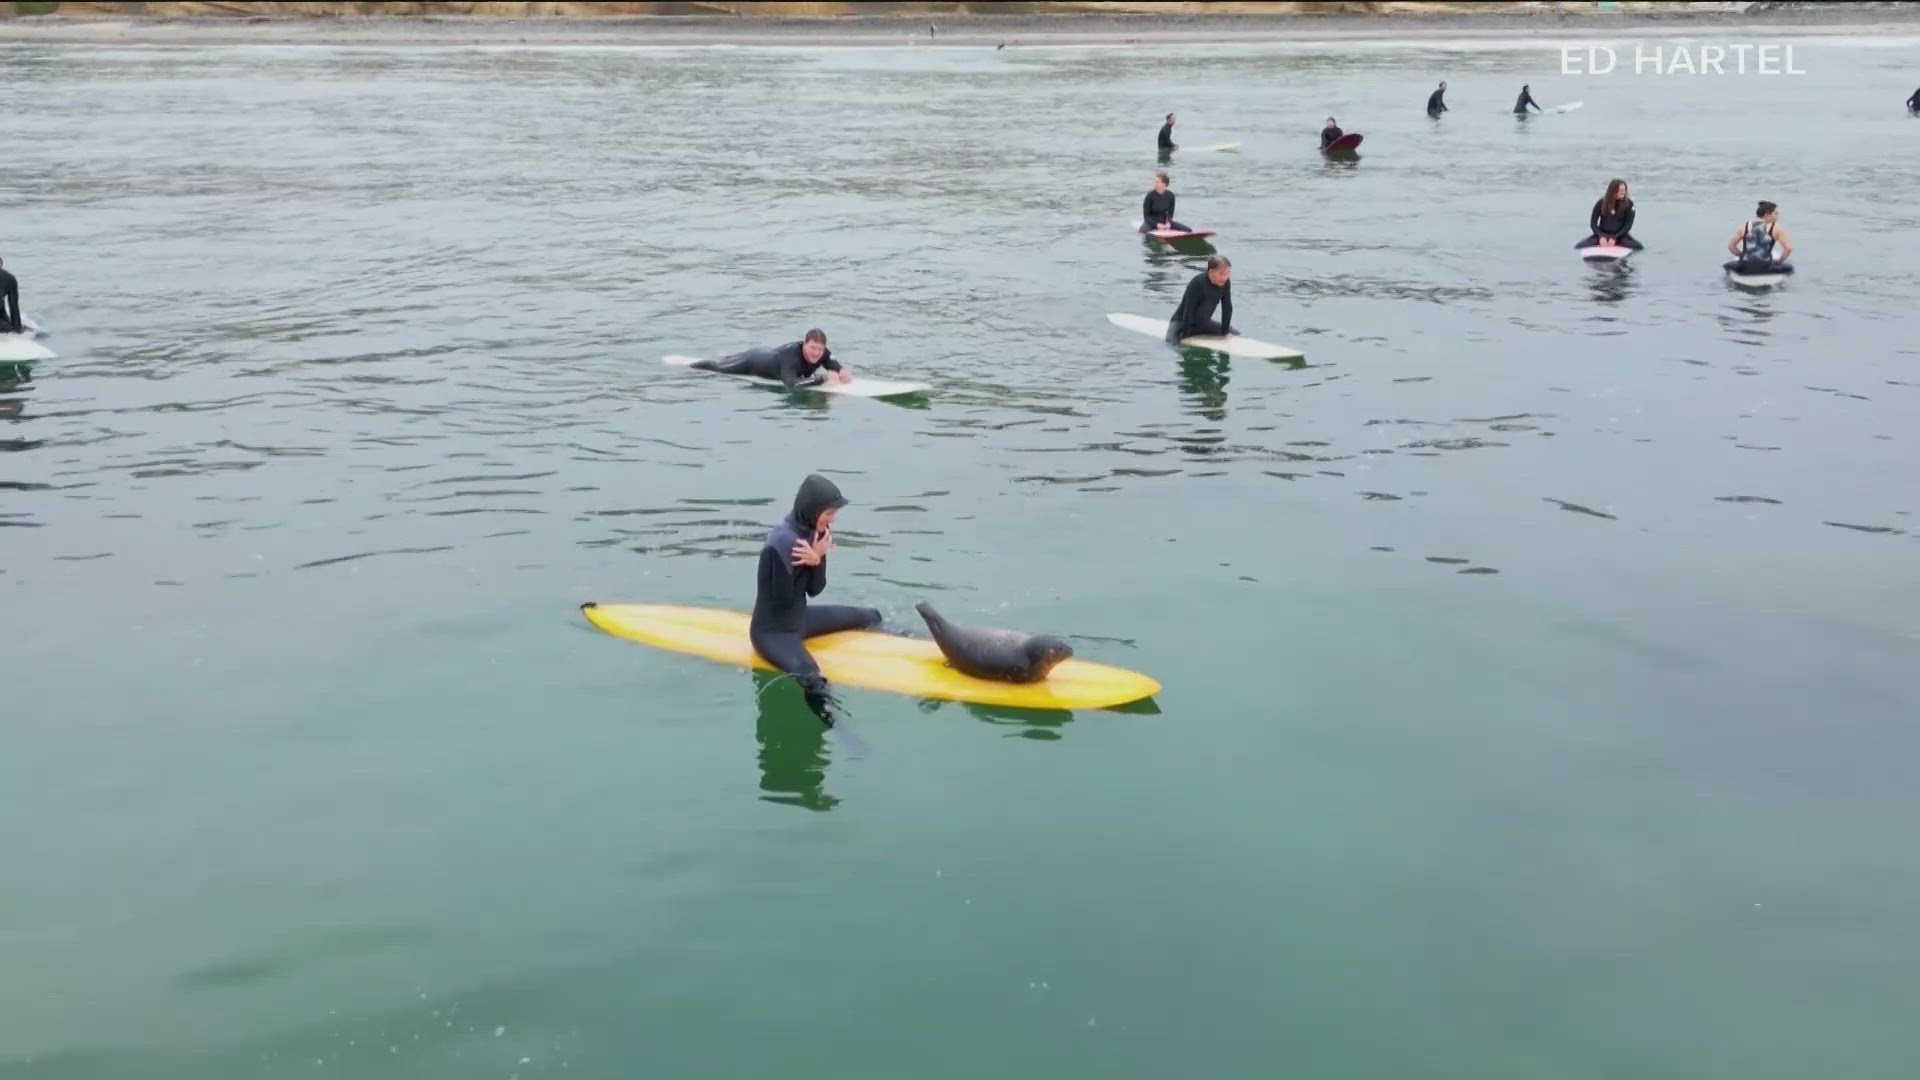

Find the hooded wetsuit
[[1427, 88, 1447, 116], [694, 340, 842, 390], [1320, 125, 1345, 150], [0, 268, 19, 335], [751, 474, 882, 724], [1578, 197, 1643, 250], [1166, 271, 1232, 343], [1514, 87, 1541, 114], [1141, 189, 1187, 233], [1157, 122, 1175, 151]]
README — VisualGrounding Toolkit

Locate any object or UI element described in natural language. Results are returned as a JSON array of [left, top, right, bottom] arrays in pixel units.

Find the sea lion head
[[1023, 635, 1074, 679]]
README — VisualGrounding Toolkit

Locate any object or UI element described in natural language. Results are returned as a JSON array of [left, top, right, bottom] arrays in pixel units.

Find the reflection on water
[[1586, 262, 1638, 305], [751, 670, 839, 813], [1177, 348, 1231, 422], [962, 701, 1075, 741]]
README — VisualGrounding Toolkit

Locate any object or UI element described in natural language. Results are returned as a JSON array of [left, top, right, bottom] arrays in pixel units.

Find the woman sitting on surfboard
[[1319, 117, 1345, 151], [752, 474, 883, 726], [1725, 200, 1794, 275], [1167, 255, 1235, 344], [1140, 171, 1188, 234], [1578, 179, 1643, 251], [691, 329, 852, 391]]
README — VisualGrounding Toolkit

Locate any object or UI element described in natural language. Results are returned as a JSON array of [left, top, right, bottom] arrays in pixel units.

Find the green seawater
[[3, 29, 1919, 1079]]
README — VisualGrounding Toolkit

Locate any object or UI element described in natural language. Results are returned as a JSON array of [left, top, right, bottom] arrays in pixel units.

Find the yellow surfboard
[[581, 603, 1161, 710]]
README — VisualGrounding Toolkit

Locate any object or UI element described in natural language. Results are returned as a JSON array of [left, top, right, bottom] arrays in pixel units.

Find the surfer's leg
[[751, 627, 840, 724], [1575, 234, 1600, 248], [1617, 234, 1644, 251], [1168, 220, 1189, 232], [1190, 318, 1227, 336], [802, 605, 882, 638]]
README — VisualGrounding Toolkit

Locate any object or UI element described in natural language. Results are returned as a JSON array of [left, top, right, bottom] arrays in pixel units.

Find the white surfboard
[[1106, 312, 1304, 361], [1579, 245, 1633, 263], [0, 333, 55, 363], [663, 355, 929, 399], [20, 316, 45, 339], [1203, 142, 1241, 153], [1554, 101, 1584, 114], [1727, 269, 1789, 288]]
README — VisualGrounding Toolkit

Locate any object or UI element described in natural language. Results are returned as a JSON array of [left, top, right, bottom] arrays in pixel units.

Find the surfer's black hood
[[789, 473, 847, 533]]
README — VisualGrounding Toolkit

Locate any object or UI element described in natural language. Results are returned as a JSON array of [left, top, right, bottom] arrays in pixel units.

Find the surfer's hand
[[832, 368, 852, 384], [792, 539, 824, 567], [814, 529, 834, 557]]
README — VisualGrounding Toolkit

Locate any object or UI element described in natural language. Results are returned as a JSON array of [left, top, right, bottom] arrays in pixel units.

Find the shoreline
[[3, 8, 1918, 48]]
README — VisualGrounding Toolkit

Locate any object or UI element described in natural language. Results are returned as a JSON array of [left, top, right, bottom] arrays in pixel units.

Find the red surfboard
[[1321, 132, 1364, 154], [1147, 228, 1216, 241]]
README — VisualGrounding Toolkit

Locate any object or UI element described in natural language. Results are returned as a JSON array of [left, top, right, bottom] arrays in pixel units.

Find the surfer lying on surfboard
[[1577, 178, 1643, 251], [1726, 200, 1794, 274], [690, 328, 853, 390], [1319, 117, 1345, 151], [1168, 255, 1236, 344], [1140, 171, 1189, 234], [752, 474, 883, 726]]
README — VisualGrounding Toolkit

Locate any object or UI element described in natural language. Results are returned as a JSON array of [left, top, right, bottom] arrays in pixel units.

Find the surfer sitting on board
[[1140, 171, 1188, 234], [691, 329, 851, 390], [1157, 112, 1177, 152], [1319, 117, 1345, 150], [1167, 255, 1235, 344], [751, 474, 883, 727], [0, 258, 20, 335], [1578, 179, 1643, 251], [1427, 81, 1448, 117], [1513, 84, 1542, 115], [1726, 200, 1793, 273]]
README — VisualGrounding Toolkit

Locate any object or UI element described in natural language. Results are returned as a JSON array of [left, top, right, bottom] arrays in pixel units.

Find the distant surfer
[[1513, 84, 1542, 114], [1427, 81, 1448, 117], [691, 329, 851, 390], [1157, 113, 1177, 153], [1578, 178, 1643, 251], [1140, 171, 1188, 234], [1167, 255, 1235, 344], [751, 474, 882, 726], [1909, 87, 1920, 113], [0, 257, 20, 335], [1725, 200, 1794, 274], [1319, 117, 1345, 150]]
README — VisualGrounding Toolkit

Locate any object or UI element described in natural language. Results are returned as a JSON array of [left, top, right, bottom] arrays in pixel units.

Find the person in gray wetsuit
[[693, 328, 851, 390]]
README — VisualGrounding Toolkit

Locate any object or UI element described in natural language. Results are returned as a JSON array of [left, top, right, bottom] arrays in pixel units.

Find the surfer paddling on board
[[1140, 171, 1188, 234], [1726, 200, 1794, 274], [1157, 112, 1177, 153], [691, 329, 851, 391], [751, 474, 883, 727], [1319, 117, 1345, 151], [1427, 81, 1448, 117], [1513, 84, 1542, 115], [1578, 179, 1643, 251], [0, 258, 20, 335], [1167, 255, 1235, 344]]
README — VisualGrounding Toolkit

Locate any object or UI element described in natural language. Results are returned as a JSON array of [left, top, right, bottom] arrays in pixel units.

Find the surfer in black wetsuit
[[1319, 117, 1345, 150], [1578, 178, 1643, 250], [1157, 113, 1177, 153], [1909, 87, 1920, 113], [1140, 171, 1188, 234], [1514, 84, 1542, 114], [1427, 81, 1448, 117], [1167, 255, 1235, 343], [751, 474, 883, 726], [0, 258, 20, 335], [692, 328, 850, 390]]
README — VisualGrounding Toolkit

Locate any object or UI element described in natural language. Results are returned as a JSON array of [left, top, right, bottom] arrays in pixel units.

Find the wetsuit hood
[[789, 473, 847, 533]]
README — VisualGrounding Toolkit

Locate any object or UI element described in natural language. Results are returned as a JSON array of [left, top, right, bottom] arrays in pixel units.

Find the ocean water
[[3, 28, 1918, 1079]]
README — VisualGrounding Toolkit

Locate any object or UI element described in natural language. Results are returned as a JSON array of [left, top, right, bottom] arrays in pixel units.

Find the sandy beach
[[2, 5, 1917, 48]]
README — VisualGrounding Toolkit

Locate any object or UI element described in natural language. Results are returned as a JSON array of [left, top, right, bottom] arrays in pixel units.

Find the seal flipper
[[914, 601, 959, 667]]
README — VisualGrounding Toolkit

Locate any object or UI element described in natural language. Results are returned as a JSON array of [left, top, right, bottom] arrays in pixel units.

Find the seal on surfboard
[[915, 602, 1073, 685]]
